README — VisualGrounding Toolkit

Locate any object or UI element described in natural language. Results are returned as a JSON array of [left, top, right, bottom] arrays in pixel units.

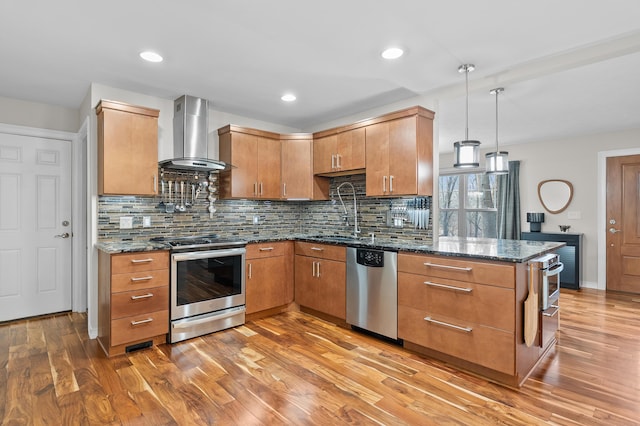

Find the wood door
[[365, 121, 390, 196], [282, 138, 312, 199], [98, 106, 158, 196], [388, 116, 418, 195], [0, 133, 72, 321], [256, 136, 281, 198], [227, 132, 258, 198], [313, 134, 337, 174], [337, 127, 365, 171], [246, 256, 287, 314], [606, 154, 640, 293]]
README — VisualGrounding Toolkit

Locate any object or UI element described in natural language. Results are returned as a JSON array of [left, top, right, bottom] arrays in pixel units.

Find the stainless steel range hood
[[159, 95, 230, 171]]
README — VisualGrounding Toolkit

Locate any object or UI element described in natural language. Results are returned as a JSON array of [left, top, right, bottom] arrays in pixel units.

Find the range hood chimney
[[159, 95, 229, 171]]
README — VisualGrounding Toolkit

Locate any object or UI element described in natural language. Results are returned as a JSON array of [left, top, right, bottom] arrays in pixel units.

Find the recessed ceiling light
[[281, 94, 296, 102], [140, 51, 163, 63], [381, 47, 404, 60]]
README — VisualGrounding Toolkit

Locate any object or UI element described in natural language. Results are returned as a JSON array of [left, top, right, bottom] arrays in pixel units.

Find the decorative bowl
[[559, 225, 571, 232]]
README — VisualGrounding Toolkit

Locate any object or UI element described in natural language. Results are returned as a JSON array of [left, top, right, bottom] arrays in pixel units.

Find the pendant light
[[453, 64, 481, 168], [486, 87, 509, 174]]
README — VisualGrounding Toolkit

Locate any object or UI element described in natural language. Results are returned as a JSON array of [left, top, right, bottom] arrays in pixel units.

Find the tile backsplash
[[98, 175, 432, 244]]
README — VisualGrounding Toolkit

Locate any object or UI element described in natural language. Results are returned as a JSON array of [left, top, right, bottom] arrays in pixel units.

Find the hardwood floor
[[1, 288, 639, 425]]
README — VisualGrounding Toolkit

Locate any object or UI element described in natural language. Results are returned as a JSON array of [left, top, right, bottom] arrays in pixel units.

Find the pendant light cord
[[465, 67, 469, 141], [495, 89, 499, 151]]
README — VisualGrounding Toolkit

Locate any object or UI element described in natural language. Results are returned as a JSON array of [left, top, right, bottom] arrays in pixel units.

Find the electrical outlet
[[253, 215, 260, 225], [143, 216, 151, 227], [567, 211, 581, 220], [119, 216, 133, 229]]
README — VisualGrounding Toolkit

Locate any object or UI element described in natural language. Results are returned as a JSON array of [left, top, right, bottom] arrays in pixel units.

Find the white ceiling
[[2, 1, 640, 153]]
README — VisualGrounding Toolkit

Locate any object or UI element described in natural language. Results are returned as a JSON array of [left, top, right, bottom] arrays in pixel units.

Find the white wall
[[440, 128, 640, 289], [0, 95, 80, 132]]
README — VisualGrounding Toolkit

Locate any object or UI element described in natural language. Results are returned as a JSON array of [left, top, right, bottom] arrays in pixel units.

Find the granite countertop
[[97, 234, 565, 263]]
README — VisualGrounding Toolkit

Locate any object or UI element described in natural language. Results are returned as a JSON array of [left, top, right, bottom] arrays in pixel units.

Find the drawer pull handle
[[259, 247, 274, 251], [131, 258, 153, 264], [423, 262, 472, 272], [311, 247, 324, 251], [423, 281, 472, 293], [131, 318, 153, 326], [543, 305, 560, 317], [424, 316, 472, 333], [130, 293, 154, 300], [130, 276, 153, 282]]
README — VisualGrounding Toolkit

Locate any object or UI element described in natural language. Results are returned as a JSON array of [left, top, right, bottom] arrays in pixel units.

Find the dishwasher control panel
[[356, 248, 384, 267]]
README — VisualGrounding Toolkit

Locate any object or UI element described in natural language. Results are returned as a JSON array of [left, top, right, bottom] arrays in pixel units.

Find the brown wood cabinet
[[365, 110, 434, 197], [398, 253, 516, 375], [397, 252, 551, 387], [282, 133, 329, 200], [245, 241, 293, 314], [218, 125, 281, 199], [313, 127, 365, 176], [98, 250, 169, 356], [96, 100, 160, 196], [294, 242, 346, 320]]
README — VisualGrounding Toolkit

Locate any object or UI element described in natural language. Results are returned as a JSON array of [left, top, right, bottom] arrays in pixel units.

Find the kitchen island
[[96, 236, 563, 386]]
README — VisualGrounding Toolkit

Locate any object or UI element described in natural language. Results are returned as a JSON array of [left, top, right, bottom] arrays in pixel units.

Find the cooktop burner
[[151, 235, 246, 251]]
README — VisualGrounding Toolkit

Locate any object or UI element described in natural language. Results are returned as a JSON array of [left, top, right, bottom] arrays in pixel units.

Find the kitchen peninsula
[[97, 235, 564, 387]]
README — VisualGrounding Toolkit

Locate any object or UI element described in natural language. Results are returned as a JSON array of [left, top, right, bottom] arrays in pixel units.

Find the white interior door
[[0, 132, 72, 321]]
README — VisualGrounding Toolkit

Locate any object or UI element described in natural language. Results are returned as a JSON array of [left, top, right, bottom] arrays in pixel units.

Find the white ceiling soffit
[[0, 1, 640, 150]]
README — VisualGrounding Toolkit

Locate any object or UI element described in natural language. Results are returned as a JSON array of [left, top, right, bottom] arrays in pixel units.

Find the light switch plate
[[119, 216, 133, 229], [567, 211, 581, 220]]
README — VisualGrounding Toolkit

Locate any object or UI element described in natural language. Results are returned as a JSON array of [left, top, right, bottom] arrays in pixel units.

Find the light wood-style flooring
[[1, 288, 639, 425]]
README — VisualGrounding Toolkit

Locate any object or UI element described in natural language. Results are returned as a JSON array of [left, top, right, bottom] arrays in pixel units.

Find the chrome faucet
[[337, 182, 361, 238]]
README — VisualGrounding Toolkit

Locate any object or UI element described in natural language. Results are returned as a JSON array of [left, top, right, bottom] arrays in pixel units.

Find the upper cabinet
[[313, 127, 365, 176], [280, 134, 330, 200], [218, 126, 281, 199], [217, 105, 433, 200], [96, 100, 160, 196], [365, 107, 434, 197]]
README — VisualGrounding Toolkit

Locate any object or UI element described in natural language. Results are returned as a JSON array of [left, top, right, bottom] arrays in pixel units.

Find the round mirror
[[538, 179, 573, 214]]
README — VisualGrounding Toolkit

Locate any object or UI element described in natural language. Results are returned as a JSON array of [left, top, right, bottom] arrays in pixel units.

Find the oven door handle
[[172, 247, 246, 262], [546, 262, 564, 277], [172, 307, 246, 329]]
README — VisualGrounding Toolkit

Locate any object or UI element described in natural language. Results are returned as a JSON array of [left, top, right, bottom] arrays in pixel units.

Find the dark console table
[[521, 232, 583, 290]]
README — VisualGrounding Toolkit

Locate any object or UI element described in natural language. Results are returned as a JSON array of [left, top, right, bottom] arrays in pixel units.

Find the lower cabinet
[[294, 242, 346, 320], [245, 241, 293, 315], [397, 253, 517, 376], [98, 250, 169, 357]]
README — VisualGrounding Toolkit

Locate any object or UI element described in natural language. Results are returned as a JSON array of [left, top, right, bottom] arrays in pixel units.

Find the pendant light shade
[[453, 64, 481, 168], [486, 87, 509, 174]]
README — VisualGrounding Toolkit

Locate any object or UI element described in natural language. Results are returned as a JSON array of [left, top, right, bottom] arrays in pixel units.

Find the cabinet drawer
[[112, 270, 168, 293], [111, 251, 169, 274], [246, 241, 289, 259], [111, 286, 169, 320], [111, 310, 168, 346], [398, 253, 514, 288], [398, 306, 514, 374], [398, 272, 514, 332], [295, 241, 346, 262]]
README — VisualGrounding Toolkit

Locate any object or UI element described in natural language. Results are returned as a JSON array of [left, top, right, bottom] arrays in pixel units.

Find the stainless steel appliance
[[529, 253, 564, 348], [346, 247, 398, 340], [158, 95, 231, 172], [529, 253, 563, 310], [152, 235, 246, 343]]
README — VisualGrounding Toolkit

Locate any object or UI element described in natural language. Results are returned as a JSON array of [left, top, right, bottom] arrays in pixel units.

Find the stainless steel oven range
[[152, 236, 247, 343]]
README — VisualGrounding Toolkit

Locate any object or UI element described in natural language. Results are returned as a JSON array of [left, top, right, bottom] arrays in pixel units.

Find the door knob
[[609, 228, 621, 234], [55, 232, 70, 238]]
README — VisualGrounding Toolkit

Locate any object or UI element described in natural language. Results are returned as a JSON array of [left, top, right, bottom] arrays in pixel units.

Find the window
[[439, 173, 498, 238]]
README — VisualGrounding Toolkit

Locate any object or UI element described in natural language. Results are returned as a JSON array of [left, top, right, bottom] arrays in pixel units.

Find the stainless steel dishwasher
[[346, 247, 398, 340]]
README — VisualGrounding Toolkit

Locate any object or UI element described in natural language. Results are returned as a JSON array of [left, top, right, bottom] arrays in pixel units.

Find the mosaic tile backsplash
[[98, 175, 433, 244]]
